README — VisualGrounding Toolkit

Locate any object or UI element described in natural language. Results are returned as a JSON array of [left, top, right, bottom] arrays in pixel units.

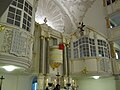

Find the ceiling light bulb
[[93, 76, 100, 79], [2, 65, 18, 72]]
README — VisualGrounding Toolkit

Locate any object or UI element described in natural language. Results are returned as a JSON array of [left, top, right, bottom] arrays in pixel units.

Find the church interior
[[0, 0, 120, 90]]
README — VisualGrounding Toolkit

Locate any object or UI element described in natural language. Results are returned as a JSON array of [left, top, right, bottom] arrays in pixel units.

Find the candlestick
[[64, 79, 66, 86], [46, 79, 48, 87], [54, 79, 57, 86]]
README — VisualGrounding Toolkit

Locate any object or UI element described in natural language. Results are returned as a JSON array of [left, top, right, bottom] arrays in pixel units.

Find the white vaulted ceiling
[[35, 0, 96, 33]]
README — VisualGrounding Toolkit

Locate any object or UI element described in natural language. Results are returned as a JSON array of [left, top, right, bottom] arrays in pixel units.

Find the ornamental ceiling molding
[[35, 0, 96, 33], [59, 0, 96, 26], [35, 0, 65, 32]]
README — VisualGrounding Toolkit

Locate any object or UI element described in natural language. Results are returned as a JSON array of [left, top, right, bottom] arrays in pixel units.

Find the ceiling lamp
[[2, 65, 18, 72], [92, 76, 100, 79]]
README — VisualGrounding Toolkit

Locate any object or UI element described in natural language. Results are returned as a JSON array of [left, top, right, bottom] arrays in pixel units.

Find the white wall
[[83, 0, 107, 36], [1, 74, 33, 90], [75, 77, 116, 90]]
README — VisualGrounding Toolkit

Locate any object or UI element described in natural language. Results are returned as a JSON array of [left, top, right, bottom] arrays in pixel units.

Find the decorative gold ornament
[[0, 25, 5, 32], [109, 42, 116, 58], [96, 57, 100, 61], [50, 62, 62, 69], [81, 67, 88, 74], [105, 17, 110, 28]]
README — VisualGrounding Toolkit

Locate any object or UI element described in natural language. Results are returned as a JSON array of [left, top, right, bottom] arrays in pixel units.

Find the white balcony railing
[[0, 23, 33, 69], [108, 25, 120, 40]]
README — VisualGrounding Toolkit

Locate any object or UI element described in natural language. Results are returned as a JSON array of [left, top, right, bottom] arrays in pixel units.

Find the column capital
[[65, 43, 70, 47], [44, 73, 50, 77], [0, 24, 5, 32], [45, 37, 50, 41], [38, 73, 44, 76], [40, 35, 45, 39]]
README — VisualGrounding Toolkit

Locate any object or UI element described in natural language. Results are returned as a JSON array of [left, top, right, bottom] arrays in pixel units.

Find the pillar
[[63, 43, 67, 76], [66, 44, 70, 83], [38, 35, 45, 90], [109, 41, 119, 74], [45, 37, 50, 75], [39, 36, 44, 74], [44, 37, 50, 88]]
